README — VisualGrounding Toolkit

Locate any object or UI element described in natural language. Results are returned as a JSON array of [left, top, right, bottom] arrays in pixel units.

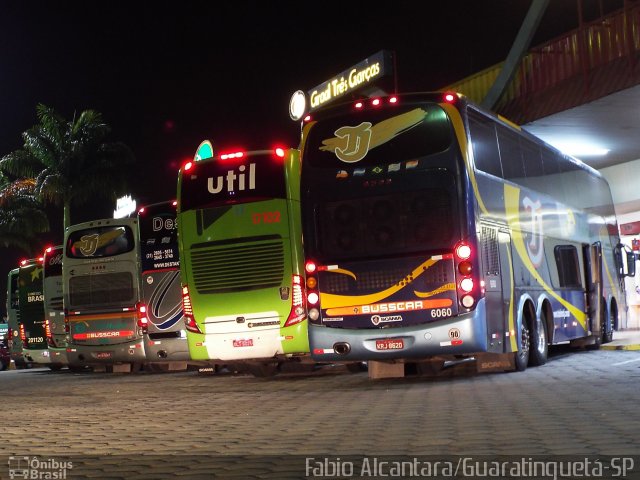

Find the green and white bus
[[64, 217, 146, 372], [299, 91, 635, 374], [43, 245, 67, 369], [177, 145, 309, 375], [138, 201, 190, 369], [17, 257, 50, 366]]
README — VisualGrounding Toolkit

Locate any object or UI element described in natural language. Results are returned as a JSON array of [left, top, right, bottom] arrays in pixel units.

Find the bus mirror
[[617, 243, 637, 277], [626, 250, 636, 277]]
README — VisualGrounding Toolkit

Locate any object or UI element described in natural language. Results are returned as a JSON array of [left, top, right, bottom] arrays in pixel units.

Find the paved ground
[[1, 335, 640, 479]]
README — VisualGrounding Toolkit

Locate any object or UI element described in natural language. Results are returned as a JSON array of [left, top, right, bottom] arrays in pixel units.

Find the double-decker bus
[[138, 201, 190, 370], [17, 257, 50, 366], [177, 146, 309, 376], [6, 267, 28, 368], [64, 217, 146, 372], [43, 245, 67, 370], [299, 92, 635, 374]]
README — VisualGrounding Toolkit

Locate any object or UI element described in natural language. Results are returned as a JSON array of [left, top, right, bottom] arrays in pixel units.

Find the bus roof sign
[[300, 50, 395, 116]]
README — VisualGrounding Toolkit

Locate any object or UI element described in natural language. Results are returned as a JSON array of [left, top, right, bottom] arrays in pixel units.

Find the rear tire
[[529, 314, 548, 366], [514, 319, 530, 372]]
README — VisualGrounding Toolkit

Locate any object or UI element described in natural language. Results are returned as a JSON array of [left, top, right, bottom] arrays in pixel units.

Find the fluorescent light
[[548, 142, 609, 157]]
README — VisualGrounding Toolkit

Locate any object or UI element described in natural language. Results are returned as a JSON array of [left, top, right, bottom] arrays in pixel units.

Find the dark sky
[[0, 0, 624, 314]]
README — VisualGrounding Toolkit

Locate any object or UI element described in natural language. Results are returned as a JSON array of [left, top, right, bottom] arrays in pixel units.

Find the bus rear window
[[66, 226, 135, 258], [305, 103, 452, 169]]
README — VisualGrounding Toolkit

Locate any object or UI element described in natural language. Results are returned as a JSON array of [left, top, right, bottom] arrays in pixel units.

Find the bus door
[[481, 226, 513, 354], [582, 242, 603, 340]]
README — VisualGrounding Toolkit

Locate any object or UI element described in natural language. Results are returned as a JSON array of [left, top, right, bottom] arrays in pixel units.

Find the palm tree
[[0, 104, 136, 230], [0, 176, 49, 253]]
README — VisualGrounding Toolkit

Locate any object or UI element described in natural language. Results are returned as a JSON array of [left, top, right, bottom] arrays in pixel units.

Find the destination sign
[[307, 50, 394, 111]]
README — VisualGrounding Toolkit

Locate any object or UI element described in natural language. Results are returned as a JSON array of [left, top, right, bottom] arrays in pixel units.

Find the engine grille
[[191, 236, 285, 294], [69, 272, 134, 307]]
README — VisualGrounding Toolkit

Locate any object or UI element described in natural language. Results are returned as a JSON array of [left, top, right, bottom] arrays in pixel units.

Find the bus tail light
[[284, 275, 306, 327], [454, 241, 481, 310], [304, 261, 322, 324], [45, 319, 54, 347], [182, 285, 202, 334], [19, 323, 27, 348], [136, 302, 149, 333]]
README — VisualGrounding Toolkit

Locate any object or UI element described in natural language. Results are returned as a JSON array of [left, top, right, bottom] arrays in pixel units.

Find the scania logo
[[371, 315, 403, 326]]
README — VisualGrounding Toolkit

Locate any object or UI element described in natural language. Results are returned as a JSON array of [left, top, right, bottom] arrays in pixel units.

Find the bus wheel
[[514, 319, 530, 372], [602, 302, 613, 344], [529, 314, 548, 367]]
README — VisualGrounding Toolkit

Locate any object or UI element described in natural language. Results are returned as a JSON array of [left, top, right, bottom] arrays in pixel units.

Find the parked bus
[[177, 146, 309, 376], [138, 201, 190, 370], [17, 257, 50, 366], [64, 217, 145, 372], [43, 245, 67, 370], [6, 267, 27, 368], [299, 92, 635, 373]]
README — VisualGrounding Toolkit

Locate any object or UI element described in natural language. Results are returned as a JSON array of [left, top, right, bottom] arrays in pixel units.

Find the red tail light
[[454, 241, 480, 309], [304, 260, 322, 323], [136, 302, 149, 332], [19, 323, 27, 348], [285, 275, 306, 327], [182, 285, 202, 334], [45, 319, 55, 347]]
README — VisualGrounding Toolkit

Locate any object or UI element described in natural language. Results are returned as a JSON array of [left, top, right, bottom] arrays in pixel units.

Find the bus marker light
[[451, 339, 463, 346]]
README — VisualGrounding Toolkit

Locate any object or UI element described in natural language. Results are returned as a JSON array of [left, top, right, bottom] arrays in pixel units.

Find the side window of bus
[[554, 245, 582, 288], [468, 112, 502, 178], [496, 125, 525, 181]]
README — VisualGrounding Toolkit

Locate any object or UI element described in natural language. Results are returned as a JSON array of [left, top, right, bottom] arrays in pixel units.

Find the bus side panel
[[141, 269, 189, 362], [18, 263, 50, 364]]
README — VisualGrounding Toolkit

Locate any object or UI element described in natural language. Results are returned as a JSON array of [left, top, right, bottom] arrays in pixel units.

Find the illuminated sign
[[194, 140, 213, 161], [113, 195, 136, 219], [307, 50, 393, 111]]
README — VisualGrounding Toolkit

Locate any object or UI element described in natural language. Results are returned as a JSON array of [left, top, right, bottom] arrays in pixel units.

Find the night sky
[[0, 0, 624, 314]]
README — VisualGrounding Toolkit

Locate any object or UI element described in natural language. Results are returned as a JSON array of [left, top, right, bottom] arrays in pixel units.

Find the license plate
[[375, 338, 404, 350], [95, 352, 113, 359], [232, 339, 253, 348]]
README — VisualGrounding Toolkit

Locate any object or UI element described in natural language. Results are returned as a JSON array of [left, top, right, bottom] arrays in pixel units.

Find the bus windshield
[[302, 102, 461, 261]]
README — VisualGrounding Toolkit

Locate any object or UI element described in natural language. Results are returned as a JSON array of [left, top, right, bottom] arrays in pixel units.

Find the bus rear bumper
[[66, 340, 146, 366], [23, 348, 51, 365], [196, 328, 285, 361], [309, 300, 489, 362], [47, 346, 68, 366], [145, 337, 191, 362]]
